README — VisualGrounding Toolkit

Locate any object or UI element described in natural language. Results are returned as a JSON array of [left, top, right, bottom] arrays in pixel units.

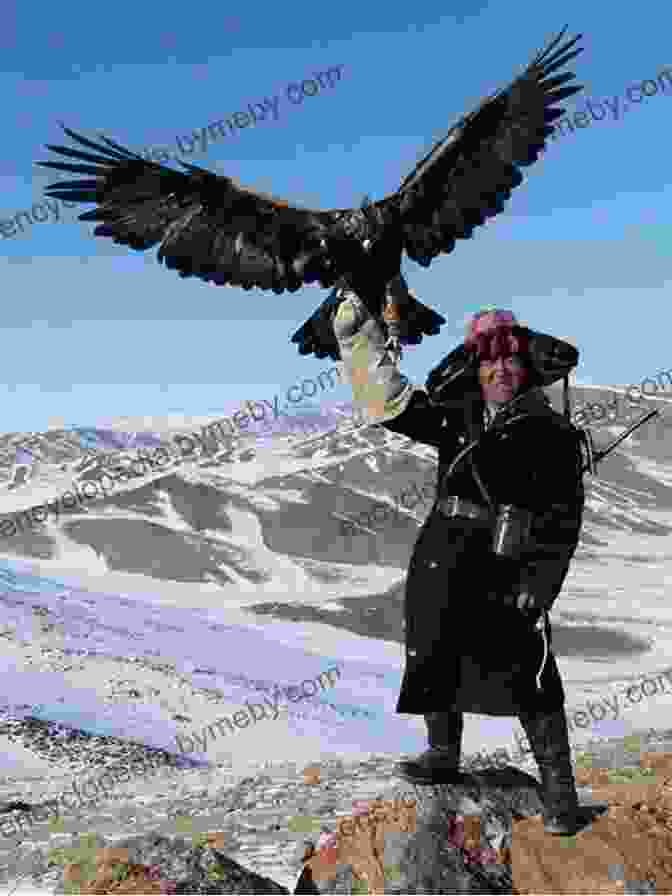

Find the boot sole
[[543, 804, 609, 835], [393, 762, 478, 787]]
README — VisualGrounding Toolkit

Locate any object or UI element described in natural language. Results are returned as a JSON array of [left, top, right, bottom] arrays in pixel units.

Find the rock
[[0, 800, 34, 814], [300, 767, 544, 893], [298, 761, 672, 894], [510, 755, 672, 894], [303, 765, 322, 786], [43, 748, 672, 894], [293, 864, 321, 894], [511, 811, 660, 895], [52, 832, 291, 894]]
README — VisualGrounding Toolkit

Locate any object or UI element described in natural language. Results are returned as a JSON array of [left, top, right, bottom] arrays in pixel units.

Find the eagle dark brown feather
[[36, 27, 584, 359]]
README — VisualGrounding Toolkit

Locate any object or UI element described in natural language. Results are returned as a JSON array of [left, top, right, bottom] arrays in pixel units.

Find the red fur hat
[[464, 309, 529, 362]]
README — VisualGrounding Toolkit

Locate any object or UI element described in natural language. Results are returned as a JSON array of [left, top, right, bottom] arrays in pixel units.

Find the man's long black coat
[[382, 386, 585, 717]]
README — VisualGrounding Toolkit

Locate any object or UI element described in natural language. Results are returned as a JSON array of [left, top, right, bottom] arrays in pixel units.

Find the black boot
[[395, 711, 465, 785], [519, 709, 607, 835]]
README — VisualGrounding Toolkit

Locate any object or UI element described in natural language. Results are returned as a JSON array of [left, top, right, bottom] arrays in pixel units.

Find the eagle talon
[[384, 336, 403, 362]]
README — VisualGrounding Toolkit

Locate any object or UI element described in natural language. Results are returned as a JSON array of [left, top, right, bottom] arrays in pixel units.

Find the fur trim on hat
[[465, 309, 528, 363], [465, 309, 518, 344]]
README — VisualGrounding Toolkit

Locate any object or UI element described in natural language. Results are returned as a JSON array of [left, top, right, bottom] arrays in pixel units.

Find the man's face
[[478, 354, 528, 403]]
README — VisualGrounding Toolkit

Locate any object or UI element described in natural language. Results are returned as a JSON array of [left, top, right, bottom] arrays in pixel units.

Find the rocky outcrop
[[299, 766, 541, 894], [510, 750, 672, 894], [40, 749, 672, 894], [52, 834, 291, 894], [297, 755, 672, 894]]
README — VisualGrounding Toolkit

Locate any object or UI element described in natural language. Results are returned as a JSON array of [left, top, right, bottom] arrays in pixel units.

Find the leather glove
[[332, 288, 416, 424], [512, 590, 553, 613]]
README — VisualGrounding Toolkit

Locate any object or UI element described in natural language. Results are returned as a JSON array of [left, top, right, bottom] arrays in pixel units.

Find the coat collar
[[490, 386, 554, 422], [479, 387, 556, 439]]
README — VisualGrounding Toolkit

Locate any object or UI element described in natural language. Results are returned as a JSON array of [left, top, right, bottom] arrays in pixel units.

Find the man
[[333, 283, 603, 835]]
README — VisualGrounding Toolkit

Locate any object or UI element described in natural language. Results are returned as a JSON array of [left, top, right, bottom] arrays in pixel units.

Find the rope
[[535, 611, 549, 691]]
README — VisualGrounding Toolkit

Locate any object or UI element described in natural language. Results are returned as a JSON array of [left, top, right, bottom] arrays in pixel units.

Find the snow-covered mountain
[[1, 386, 671, 625], [2, 386, 669, 576], [0, 385, 671, 823]]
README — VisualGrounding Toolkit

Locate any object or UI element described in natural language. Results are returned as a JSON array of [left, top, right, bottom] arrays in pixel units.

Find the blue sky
[[1, 1, 671, 433]]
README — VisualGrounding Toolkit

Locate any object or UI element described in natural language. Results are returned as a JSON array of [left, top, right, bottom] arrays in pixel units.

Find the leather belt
[[437, 495, 493, 523]]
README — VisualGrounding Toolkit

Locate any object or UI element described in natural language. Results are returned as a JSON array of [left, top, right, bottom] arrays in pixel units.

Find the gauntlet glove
[[332, 287, 417, 425]]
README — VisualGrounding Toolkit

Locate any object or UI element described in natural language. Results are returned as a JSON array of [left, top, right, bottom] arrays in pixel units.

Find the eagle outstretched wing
[[36, 27, 583, 353], [37, 127, 365, 293], [389, 26, 583, 266]]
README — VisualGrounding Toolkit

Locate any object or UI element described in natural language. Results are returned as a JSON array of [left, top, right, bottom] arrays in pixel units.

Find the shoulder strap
[[562, 374, 571, 421]]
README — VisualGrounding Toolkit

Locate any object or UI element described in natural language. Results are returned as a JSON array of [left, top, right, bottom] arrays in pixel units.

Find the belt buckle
[[440, 496, 489, 522], [451, 497, 480, 520]]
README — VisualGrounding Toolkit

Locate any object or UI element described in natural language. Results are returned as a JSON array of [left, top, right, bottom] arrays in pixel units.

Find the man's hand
[[498, 560, 553, 613], [502, 589, 553, 612], [513, 590, 554, 612], [505, 553, 570, 613]]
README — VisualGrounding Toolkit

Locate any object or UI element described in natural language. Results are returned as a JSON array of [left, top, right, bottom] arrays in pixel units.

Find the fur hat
[[463, 308, 529, 362], [426, 308, 578, 408]]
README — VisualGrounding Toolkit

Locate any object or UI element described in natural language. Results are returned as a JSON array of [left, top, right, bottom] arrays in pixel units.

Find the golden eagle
[[37, 28, 583, 362]]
